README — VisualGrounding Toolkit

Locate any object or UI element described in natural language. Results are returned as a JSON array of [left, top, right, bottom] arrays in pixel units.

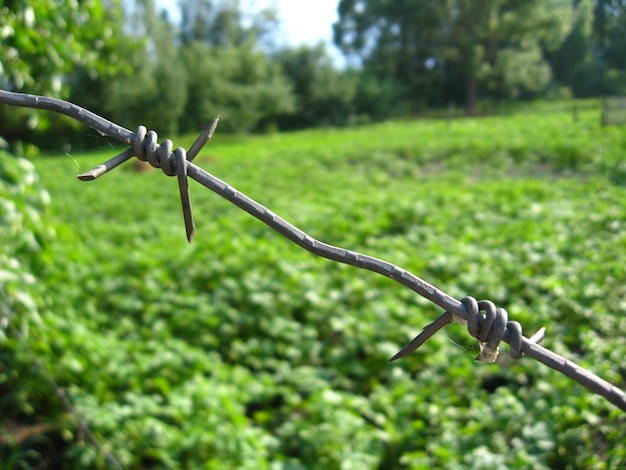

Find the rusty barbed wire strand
[[1, 89, 625, 413]]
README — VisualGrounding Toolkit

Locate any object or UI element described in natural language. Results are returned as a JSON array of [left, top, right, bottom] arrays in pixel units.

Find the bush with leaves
[[0, 0, 127, 146], [0, 150, 64, 467], [0, 152, 53, 337]]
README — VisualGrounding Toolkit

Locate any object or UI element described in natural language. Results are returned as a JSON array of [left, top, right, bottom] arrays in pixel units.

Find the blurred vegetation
[[1, 0, 626, 148], [1, 0, 626, 468], [0, 106, 625, 467]]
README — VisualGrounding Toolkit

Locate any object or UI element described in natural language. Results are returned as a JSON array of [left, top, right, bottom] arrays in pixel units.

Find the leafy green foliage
[[0, 152, 53, 337], [97, 4, 187, 137], [0, 0, 125, 95], [594, 0, 626, 72], [178, 0, 279, 48], [334, 0, 570, 112], [181, 42, 295, 133], [333, 0, 626, 112], [68, 1, 293, 138], [0, 151, 64, 468], [8, 107, 622, 467], [274, 44, 360, 129], [0, 0, 129, 147]]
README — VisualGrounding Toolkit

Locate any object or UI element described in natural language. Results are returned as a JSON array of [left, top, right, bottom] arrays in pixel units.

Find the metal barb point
[[187, 116, 220, 162], [173, 148, 195, 243], [528, 327, 546, 344], [389, 311, 454, 362], [77, 147, 135, 181]]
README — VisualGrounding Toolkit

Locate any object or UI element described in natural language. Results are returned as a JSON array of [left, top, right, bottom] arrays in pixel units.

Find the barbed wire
[[1, 89, 625, 418]]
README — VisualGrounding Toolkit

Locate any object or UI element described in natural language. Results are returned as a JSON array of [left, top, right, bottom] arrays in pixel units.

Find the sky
[[265, 0, 339, 48], [156, 0, 342, 55]]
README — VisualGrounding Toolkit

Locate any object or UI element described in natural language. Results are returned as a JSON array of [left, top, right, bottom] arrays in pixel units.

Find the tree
[[333, 0, 570, 113], [175, 0, 294, 133], [443, 0, 569, 110], [274, 44, 359, 129], [593, 0, 626, 93], [179, 0, 279, 48], [594, 0, 626, 65], [181, 42, 295, 133], [334, 0, 447, 110], [94, 0, 188, 136], [0, 0, 128, 145], [550, 0, 607, 97]]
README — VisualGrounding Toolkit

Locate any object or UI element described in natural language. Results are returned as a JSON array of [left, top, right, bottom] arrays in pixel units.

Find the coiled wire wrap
[[462, 296, 525, 362], [390, 296, 541, 364], [132, 126, 184, 176], [129, 125, 196, 241]]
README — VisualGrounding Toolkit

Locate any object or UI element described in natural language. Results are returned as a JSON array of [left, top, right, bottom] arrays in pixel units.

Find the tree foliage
[[593, 0, 626, 93], [179, 0, 279, 48], [550, 0, 601, 97], [0, 0, 128, 144], [274, 44, 359, 129], [0, 0, 125, 95], [182, 42, 295, 133], [334, 0, 446, 109], [334, 0, 571, 112], [1, 0, 626, 140], [77, 0, 292, 135], [101, 1, 188, 136]]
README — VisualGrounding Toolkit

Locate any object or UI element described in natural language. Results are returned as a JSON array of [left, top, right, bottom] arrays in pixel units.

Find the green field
[[4, 107, 626, 468]]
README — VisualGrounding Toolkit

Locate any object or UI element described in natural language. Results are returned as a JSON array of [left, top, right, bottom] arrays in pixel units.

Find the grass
[[7, 106, 626, 468]]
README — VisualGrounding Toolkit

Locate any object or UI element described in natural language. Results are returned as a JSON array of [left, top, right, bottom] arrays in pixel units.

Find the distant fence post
[[447, 101, 456, 125], [601, 96, 626, 127]]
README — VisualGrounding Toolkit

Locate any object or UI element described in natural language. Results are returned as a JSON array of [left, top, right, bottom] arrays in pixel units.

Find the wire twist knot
[[133, 126, 186, 177], [461, 296, 525, 362], [77, 117, 220, 242], [390, 296, 546, 364]]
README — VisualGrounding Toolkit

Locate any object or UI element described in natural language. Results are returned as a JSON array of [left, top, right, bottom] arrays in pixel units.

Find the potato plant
[[3, 106, 625, 468]]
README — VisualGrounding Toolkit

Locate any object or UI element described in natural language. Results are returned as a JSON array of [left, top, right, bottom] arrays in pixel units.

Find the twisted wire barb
[[1, 89, 625, 413]]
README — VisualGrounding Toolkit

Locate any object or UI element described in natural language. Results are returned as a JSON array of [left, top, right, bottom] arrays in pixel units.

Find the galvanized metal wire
[[1, 89, 625, 413]]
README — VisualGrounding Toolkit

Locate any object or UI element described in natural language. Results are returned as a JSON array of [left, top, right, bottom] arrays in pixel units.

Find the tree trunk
[[465, 77, 478, 115]]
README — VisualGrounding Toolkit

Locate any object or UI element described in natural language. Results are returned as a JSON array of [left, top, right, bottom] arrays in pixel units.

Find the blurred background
[[1, 0, 625, 146], [1, 1, 626, 469]]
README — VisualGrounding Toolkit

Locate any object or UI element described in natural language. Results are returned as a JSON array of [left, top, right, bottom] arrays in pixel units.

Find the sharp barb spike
[[77, 147, 134, 181], [173, 148, 195, 243], [187, 116, 221, 162], [528, 327, 546, 344], [389, 311, 454, 362]]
